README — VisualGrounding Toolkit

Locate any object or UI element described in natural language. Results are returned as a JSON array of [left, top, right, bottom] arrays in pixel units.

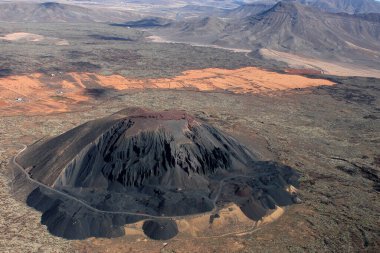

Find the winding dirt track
[[11, 141, 289, 241]]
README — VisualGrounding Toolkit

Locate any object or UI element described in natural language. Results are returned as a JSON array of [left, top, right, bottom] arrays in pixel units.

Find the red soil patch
[[0, 67, 334, 116], [82, 67, 334, 93]]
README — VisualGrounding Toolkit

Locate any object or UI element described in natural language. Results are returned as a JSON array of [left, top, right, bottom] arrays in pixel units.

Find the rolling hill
[[225, 2, 275, 18]]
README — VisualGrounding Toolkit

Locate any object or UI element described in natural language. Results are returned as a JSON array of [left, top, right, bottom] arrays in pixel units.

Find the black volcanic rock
[[26, 187, 143, 239], [14, 108, 299, 240], [142, 219, 178, 240], [21, 108, 254, 191]]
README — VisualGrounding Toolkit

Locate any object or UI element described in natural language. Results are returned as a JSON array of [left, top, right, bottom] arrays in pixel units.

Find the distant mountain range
[[240, 0, 380, 14], [1, 0, 380, 23], [0, 0, 379, 74], [0, 1, 140, 22], [293, 0, 380, 14], [154, 1, 380, 69]]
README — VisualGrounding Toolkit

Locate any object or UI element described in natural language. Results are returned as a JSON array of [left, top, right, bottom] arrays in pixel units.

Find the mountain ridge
[[154, 1, 380, 71], [0, 1, 140, 22]]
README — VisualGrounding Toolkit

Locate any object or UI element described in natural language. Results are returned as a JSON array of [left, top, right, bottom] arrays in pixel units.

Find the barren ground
[[0, 32, 69, 45], [0, 19, 378, 253], [260, 49, 380, 79], [1, 75, 379, 252]]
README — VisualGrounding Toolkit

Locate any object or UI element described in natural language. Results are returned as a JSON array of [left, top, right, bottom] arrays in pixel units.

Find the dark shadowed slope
[[111, 17, 171, 28], [12, 108, 299, 239], [142, 219, 178, 240]]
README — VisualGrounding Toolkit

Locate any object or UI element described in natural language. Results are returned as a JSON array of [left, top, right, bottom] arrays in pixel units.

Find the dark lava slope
[[13, 108, 299, 240]]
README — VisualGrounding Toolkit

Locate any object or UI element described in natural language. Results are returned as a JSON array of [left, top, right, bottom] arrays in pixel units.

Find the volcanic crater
[[11, 108, 300, 240]]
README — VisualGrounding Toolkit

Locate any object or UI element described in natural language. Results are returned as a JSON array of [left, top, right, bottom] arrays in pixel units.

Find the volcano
[[11, 108, 299, 240]]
